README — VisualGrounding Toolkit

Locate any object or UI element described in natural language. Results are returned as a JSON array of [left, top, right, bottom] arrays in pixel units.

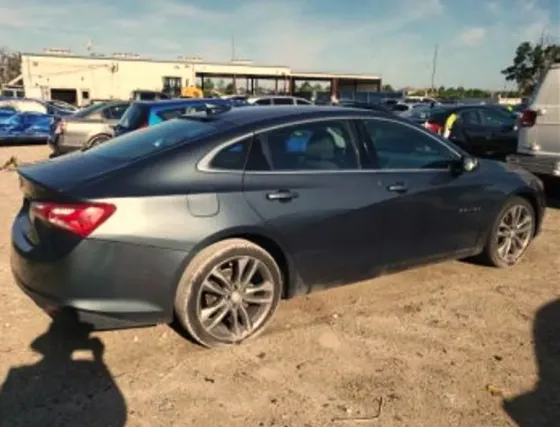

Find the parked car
[[113, 98, 248, 137], [50, 101, 130, 156], [423, 105, 519, 160], [12, 105, 545, 348], [0, 98, 74, 117], [247, 95, 312, 106], [507, 63, 560, 178], [0, 111, 55, 144], [391, 102, 425, 114]]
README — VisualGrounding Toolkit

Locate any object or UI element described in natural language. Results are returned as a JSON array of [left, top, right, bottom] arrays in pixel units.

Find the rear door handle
[[266, 190, 299, 201], [387, 183, 408, 194]]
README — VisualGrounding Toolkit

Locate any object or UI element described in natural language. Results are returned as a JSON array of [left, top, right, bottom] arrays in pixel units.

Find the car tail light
[[424, 121, 442, 135], [519, 109, 537, 127], [30, 201, 116, 238]]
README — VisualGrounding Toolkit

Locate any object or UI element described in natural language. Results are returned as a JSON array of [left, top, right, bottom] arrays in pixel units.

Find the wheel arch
[[86, 133, 112, 146], [174, 226, 303, 301], [512, 189, 542, 236]]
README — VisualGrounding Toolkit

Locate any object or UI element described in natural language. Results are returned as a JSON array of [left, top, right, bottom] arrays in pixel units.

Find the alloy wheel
[[496, 204, 534, 264], [196, 256, 276, 343]]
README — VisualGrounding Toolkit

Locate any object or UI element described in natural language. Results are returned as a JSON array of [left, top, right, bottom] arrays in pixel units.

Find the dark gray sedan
[[12, 105, 546, 348]]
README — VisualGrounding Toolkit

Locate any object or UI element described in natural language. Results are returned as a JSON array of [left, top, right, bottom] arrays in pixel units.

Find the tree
[[381, 84, 394, 92], [0, 48, 22, 86], [501, 40, 560, 95]]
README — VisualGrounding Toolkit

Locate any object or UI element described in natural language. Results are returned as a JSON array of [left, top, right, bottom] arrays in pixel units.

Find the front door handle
[[266, 190, 299, 201], [387, 183, 408, 194]]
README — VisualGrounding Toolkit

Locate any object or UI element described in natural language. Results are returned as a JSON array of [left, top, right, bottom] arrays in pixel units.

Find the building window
[[81, 90, 90, 100], [162, 76, 182, 98]]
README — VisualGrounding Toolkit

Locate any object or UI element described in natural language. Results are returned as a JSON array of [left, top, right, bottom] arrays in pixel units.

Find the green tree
[[501, 40, 560, 95], [381, 84, 394, 92]]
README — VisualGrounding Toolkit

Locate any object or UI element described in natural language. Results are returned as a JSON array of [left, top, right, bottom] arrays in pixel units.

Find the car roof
[[193, 105, 391, 128]]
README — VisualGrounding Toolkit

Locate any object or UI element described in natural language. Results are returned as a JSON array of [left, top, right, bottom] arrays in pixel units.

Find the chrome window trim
[[197, 115, 460, 174]]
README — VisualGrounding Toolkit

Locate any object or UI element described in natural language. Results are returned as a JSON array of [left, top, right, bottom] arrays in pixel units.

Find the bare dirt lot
[[0, 145, 558, 427]]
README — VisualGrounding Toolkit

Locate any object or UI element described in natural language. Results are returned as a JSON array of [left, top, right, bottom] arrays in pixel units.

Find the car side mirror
[[461, 156, 478, 172], [451, 156, 478, 175]]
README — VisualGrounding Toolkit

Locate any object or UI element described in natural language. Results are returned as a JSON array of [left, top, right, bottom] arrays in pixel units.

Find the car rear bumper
[[507, 153, 560, 176], [11, 225, 188, 330]]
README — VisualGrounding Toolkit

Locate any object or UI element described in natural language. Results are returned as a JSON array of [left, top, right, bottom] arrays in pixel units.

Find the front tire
[[481, 196, 535, 268], [174, 239, 283, 348]]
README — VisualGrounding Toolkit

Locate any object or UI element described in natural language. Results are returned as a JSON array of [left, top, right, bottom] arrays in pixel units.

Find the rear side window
[[118, 103, 149, 129], [209, 138, 252, 170], [459, 110, 481, 125], [255, 98, 272, 105], [74, 102, 106, 118], [296, 99, 311, 105], [247, 120, 359, 171], [85, 118, 219, 161]]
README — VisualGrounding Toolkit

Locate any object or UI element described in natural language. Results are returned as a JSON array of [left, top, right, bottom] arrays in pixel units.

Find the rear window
[[84, 118, 219, 161], [118, 103, 149, 129], [155, 104, 206, 121]]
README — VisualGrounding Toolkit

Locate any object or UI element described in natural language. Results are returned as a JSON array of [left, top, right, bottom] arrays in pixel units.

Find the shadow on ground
[[503, 298, 560, 427], [0, 310, 127, 427]]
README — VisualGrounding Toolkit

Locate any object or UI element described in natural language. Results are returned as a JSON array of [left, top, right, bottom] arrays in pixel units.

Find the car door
[[359, 117, 486, 268], [242, 118, 386, 291]]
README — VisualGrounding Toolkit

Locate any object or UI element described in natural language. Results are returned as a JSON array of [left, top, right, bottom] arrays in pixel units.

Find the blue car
[[113, 98, 249, 137], [0, 111, 56, 144]]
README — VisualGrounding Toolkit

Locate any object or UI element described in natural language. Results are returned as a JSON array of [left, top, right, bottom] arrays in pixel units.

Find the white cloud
[[458, 27, 488, 46]]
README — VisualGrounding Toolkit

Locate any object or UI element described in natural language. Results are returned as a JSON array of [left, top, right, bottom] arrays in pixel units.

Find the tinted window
[[273, 98, 294, 105], [248, 120, 358, 171], [296, 99, 311, 105], [363, 119, 456, 170], [255, 98, 272, 105], [480, 108, 515, 126], [118, 103, 149, 129], [392, 104, 410, 112], [459, 110, 480, 125], [209, 138, 251, 170], [85, 118, 219, 161]]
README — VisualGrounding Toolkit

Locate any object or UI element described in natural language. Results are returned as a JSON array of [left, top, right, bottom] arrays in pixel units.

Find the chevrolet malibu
[[11, 105, 546, 348]]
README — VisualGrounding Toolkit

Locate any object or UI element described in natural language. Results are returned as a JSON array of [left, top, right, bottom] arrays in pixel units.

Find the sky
[[0, 0, 558, 89]]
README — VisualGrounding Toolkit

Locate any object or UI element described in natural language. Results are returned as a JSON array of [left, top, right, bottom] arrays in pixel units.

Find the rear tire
[[480, 196, 535, 268], [174, 239, 282, 348]]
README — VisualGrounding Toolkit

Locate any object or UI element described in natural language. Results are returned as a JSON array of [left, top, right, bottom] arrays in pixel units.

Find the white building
[[16, 50, 381, 105]]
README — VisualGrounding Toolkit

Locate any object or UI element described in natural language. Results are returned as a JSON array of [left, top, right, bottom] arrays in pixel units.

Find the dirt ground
[[0, 145, 558, 427]]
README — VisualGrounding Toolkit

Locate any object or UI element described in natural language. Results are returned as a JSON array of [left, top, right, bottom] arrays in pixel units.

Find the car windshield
[[84, 117, 220, 161]]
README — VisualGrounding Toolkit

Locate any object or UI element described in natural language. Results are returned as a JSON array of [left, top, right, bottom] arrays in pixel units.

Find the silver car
[[51, 101, 129, 156]]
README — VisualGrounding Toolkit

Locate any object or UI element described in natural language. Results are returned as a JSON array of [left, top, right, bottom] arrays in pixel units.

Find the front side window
[[363, 119, 456, 170], [209, 138, 251, 170], [247, 120, 359, 171]]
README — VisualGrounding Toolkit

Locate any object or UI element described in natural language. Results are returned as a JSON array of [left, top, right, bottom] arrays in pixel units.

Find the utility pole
[[430, 43, 438, 96]]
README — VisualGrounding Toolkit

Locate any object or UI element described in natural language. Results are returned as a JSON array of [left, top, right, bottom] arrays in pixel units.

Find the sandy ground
[[0, 145, 558, 427]]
